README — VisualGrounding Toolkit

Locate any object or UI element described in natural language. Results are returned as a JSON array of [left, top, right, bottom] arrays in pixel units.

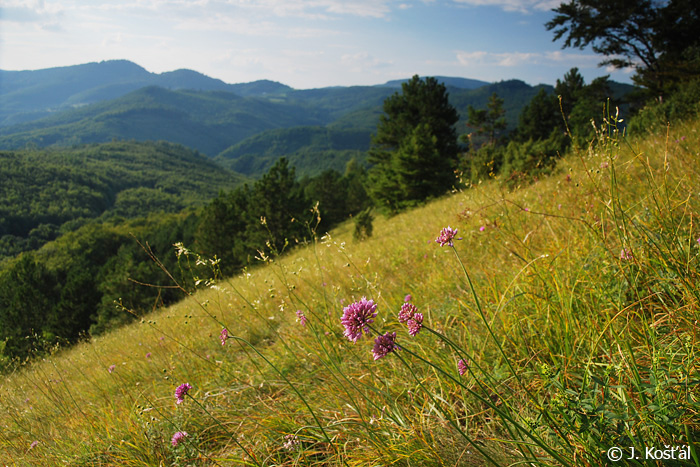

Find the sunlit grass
[[2, 114, 699, 466]]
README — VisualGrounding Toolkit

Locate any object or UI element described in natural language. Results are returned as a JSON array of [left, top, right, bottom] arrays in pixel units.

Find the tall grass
[[1, 111, 699, 466]]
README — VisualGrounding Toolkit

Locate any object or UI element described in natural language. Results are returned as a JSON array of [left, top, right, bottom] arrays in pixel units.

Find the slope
[[2, 112, 697, 465], [0, 140, 248, 260]]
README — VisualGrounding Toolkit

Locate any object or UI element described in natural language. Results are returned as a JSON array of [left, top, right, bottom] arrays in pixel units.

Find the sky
[[0, 0, 635, 89]]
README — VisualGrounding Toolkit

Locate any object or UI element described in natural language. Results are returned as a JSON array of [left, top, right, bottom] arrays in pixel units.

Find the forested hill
[[0, 86, 331, 156], [0, 141, 248, 261], [0, 60, 293, 126]]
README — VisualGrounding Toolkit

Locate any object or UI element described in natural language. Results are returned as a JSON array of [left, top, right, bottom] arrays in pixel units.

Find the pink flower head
[[296, 310, 307, 327], [220, 328, 228, 346], [398, 302, 418, 324], [175, 383, 192, 404], [479, 226, 485, 232], [372, 332, 399, 360], [145, 352, 151, 359], [29, 440, 39, 450], [457, 359, 469, 376], [435, 226, 461, 247], [171, 431, 188, 446], [404, 294, 412, 302], [341, 297, 377, 342], [108, 364, 116, 373], [283, 434, 300, 450], [620, 248, 634, 261], [407, 313, 423, 337]]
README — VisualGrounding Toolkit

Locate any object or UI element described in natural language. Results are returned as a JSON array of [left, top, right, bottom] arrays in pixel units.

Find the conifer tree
[[368, 75, 459, 212]]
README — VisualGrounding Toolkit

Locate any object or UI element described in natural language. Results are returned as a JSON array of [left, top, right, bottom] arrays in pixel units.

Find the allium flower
[[407, 313, 423, 337], [398, 302, 418, 324], [372, 332, 399, 360], [283, 434, 300, 450], [457, 359, 469, 376], [404, 294, 412, 302], [435, 226, 461, 247], [220, 328, 228, 346], [175, 383, 192, 404], [296, 310, 307, 327], [341, 297, 377, 342], [108, 364, 116, 373], [171, 431, 188, 446]]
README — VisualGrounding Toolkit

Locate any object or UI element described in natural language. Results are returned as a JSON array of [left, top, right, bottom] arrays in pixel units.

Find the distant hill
[[0, 140, 248, 260], [380, 76, 490, 90], [0, 60, 638, 178], [0, 86, 328, 156], [0, 60, 292, 126], [215, 126, 371, 177]]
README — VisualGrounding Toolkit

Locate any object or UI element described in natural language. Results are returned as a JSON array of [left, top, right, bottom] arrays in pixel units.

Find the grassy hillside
[[2, 112, 698, 466], [0, 141, 248, 260]]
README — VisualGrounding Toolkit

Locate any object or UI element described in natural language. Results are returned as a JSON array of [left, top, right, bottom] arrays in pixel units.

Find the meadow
[[1, 110, 699, 466]]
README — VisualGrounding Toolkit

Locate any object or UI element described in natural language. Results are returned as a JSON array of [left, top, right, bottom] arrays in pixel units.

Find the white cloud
[[458, 49, 601, 67], [451, 0, 559, 14]]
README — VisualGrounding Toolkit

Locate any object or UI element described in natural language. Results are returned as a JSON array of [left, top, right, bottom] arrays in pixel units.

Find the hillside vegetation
[[0, 141, 247, 261], [2, 111, 698, 465]]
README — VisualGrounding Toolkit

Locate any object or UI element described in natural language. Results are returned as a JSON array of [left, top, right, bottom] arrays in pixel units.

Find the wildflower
[[479, 225, 485, 232], [175, 383, 192, 404], [341, 297, 377, 342], [220, 328, 228, 346], [283, 434, 300, 450], [146, 352, 151, 359], [404, 294, 412, 302], [457, 359, 469, 376], [171, 431, 188, 446], [620, 248, 634, 261], [108, 364, 116, 373], [372, 332, 399, 360], [398, 302, 417, 324], [296, 310, 307, 327], [29, 440, 39, 450], [435, 226, 461, 247], [407, 313, 423, 337]]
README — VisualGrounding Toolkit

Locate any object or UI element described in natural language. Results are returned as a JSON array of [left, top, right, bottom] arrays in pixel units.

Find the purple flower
[[398, 302, 418, 324], [175, 383, 192, 404], [372, 332, 399, 360], [29, 440, 39, 450], [479, 225, 485, 232], [220, 328, 228, 346], [457, 359, 469, 376], [145, 352, 151, 359], [296, 310, 307, 326], [435, 226, 461, 247], [407, 313, 423, 337], [108, 364, 116, 373], [171, 431, 188, 446], [620, 248, 634, 261], [283, 434, 300, 450], [404, 294, 412, 302], [341, 297, 377, 342]]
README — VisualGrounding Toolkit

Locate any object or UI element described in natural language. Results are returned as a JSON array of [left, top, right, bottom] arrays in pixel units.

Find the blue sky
[[0, 0, 634, 89]]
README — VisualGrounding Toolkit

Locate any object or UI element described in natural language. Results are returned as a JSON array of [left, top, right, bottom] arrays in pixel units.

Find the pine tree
[[368, 75, 459, 212]]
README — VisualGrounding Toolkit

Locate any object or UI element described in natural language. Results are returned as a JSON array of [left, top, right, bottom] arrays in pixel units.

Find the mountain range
[[0, 60, 635, 177]]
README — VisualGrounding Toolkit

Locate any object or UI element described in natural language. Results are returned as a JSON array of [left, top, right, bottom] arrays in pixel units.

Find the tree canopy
[[546, 0, 700, 96]]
